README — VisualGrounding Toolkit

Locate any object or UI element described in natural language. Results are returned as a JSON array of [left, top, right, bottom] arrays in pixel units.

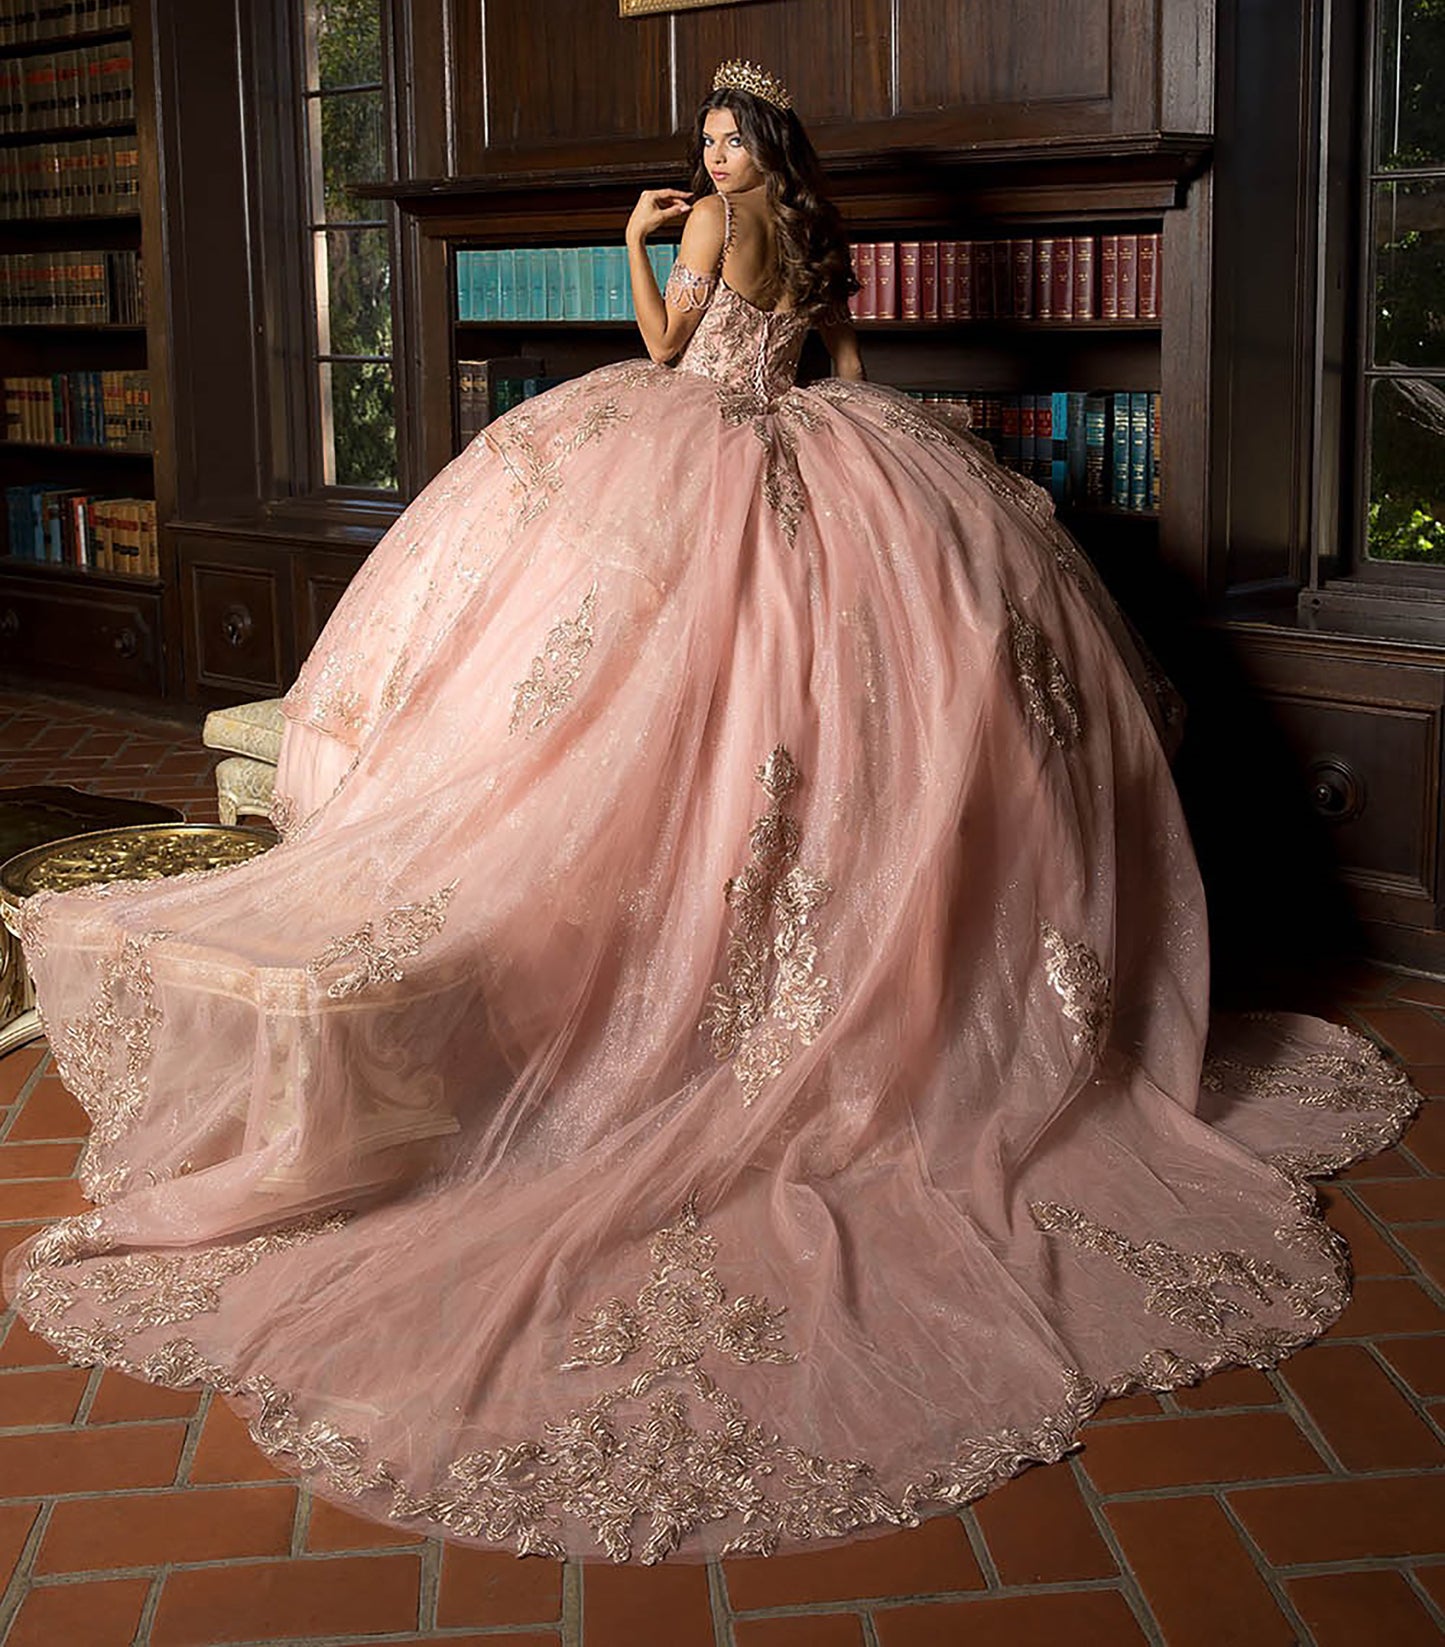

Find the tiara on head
[[712, 59, 792, 111]]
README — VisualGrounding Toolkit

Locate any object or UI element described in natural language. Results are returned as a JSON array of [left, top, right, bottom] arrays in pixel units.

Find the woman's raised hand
[[626, 188, 693, 245]]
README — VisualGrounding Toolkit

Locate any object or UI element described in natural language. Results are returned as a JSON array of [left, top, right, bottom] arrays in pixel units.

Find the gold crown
[[712, 59, 792, 111]]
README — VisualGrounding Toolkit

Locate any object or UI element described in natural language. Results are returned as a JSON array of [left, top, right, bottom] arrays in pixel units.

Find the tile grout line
[[705, 1556, 734, 1647], [1359, 1337, 1445, 1451], [1065, 1455, 1166, 1647], [560, 1556, 582, 1647], [0, 1498, 53, 1640], [1403, 1564, 1445, 1634], [1214, 1490, 1316, 1645], [415, 1535, 441, 1632], [131, 1569, 165, 1647], [957, 1504, 1000, 1588]]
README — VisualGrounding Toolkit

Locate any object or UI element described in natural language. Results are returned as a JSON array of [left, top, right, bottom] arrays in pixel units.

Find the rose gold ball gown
[[5, 236, 1418, 1562]]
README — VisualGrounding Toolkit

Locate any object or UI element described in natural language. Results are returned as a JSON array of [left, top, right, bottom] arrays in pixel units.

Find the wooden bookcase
[[0, 0, 174, 698], [378, 138, 1210, 619]]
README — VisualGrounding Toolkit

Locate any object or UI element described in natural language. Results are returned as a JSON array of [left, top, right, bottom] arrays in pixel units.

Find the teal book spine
[[1149, 392, 1162, 509], [1049, 390, 1069, 503], [561, 248, 583, 319], [480, 250, 501, 321], [589, 248, 608, 321], [455, 250, 472, 321], [1065, 391, 1087, 505], [1111, 390, 1131, 508], [543, 249, 564, 320], [497, 250, 518, 321], [526, 249, 546, 323], [605, 246, 628, 320], [1129, 391, 1149, 511], [470, 250, 487, 323]]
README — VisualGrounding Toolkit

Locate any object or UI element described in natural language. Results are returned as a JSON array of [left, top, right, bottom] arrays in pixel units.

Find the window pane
[[315, 226, 392, 356], [1376, 0, 1445, 170], [319, 89, 387, 222], [306, 0, 382, 92], [1365, 376, 1445, 564], [321, 358, 396, 489], [1373, 178, 1445, 369]]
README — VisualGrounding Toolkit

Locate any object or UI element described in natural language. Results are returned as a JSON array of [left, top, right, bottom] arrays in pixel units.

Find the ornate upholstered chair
[[202, 699, 285, 825]]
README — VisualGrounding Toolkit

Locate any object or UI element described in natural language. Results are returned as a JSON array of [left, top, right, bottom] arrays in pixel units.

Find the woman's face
[[701, 107, 762, 195]]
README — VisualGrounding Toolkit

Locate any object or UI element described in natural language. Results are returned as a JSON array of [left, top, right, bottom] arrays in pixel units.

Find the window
[[1362, 1, 1445, 567], [301, 0, 396, 492]]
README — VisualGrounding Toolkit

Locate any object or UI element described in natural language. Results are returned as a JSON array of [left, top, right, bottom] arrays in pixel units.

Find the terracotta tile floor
[[2, 685, 1445, 1646]]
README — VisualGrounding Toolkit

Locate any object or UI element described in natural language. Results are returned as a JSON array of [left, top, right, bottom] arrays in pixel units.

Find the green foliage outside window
[[308, 0, 396, 492], [1368, 0, 1445, 562]]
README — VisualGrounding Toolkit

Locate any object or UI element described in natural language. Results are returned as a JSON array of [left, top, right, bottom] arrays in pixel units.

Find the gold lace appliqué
[[1040, 923, 1111, 1057], [1008, 601, 1082, 748], [16, 1193, 1105, 1563], [1029, 1187, 1350, 1373], [509, 582, 598, 735], [703, 746, 836, 1105], [306, 883, 458, 1000], [487, 401, 628, 526], [52, 929, 170, 1199], [1201, 1025, 1419, 1177]]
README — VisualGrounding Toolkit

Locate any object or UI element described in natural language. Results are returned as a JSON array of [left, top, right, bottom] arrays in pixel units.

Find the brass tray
[[0, 822, 275, 917]]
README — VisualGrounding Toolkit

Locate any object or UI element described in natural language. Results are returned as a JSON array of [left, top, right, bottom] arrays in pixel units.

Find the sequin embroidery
[[509, 583, 598, 735]]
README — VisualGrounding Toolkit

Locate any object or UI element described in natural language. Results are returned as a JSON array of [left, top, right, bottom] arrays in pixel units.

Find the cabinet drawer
[[0, 576, 164, 695], [177, 540, 291, 695]]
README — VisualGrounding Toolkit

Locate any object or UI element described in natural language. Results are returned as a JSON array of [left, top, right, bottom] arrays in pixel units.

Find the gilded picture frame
[[620, 0, 749, 15]]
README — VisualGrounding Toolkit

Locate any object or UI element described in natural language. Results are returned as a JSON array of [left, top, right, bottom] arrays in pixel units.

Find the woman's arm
[[626, 191, 727, 365], [818, 315, 866, 382]]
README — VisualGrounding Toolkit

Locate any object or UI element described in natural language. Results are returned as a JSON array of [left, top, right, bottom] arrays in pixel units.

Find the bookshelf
[[0, 0, 169, 697], [409, 163, 1197, 608]]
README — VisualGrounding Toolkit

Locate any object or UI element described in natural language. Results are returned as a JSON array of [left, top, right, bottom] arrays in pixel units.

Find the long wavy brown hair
[[687, 88, 857, 319]]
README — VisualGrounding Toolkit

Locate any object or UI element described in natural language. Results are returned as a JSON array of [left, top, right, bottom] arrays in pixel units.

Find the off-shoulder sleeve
[[664, 261, 716, 312]]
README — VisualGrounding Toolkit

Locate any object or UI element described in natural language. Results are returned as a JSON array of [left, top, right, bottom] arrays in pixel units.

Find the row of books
[[3, 368, 150, 448], [0, 132, 138, 217], [4, 482, 156, 575], [0, 2, 128, 45], [457, 357, 560, 443], [849, 236, 1161, 324], [906, 388, 1161, 512], [0, 248, 143, 323], [0, 39, 133, 133], [456, 245, 680, 324]]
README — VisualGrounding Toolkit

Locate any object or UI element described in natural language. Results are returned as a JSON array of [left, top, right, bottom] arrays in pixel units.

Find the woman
[[6, 64, 1418, 1563]]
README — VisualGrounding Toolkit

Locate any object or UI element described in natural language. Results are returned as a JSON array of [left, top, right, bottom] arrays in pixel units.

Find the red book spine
[[1035, 238, 1055, 320], [1011, 238, 1034, 319], [1138, 231, 1159, 319], [850, 243, 876, 320], [898, 241, 921, 320], [974, 240, 993, 320], [1117, 233, 1139, 319], [1100, 234, 1119, 321], [955, 240, 974, 320], [1073, 235, 1095, 319], [939, 240, 958, 321], [919, 240, 939, 321], [875, 241, 898, 320], [1050, 236, 1074, 320]]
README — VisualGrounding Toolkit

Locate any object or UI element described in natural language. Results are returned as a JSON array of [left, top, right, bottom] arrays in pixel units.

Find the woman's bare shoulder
[[677, 192, 727, 265]]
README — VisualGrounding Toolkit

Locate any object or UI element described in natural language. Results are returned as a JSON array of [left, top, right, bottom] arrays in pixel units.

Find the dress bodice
[[674, 283, 811, 403], [668, 195, 812, 404]]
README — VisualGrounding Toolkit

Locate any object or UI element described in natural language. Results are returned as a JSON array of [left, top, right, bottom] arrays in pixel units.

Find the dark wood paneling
[[673, 0, 891, 129], [154, 0, 266, 521], [293, 549, 366, 655], [0, 576, 164, 696], [1234, 626, 1445, 954], [178, 540, 292, 697], [896, 0, 1114, 113], [479, 0, 670, 152]]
